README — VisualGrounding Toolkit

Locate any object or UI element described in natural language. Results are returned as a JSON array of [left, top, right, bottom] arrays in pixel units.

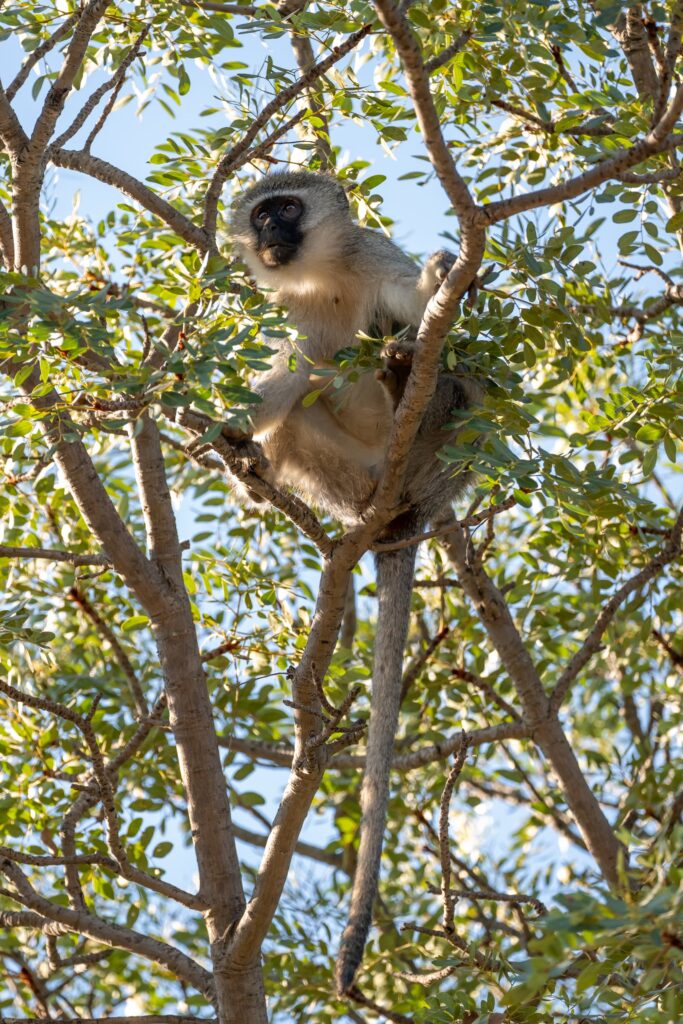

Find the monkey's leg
[[266, 407, 383, 524], [250, 356, 318, 438]]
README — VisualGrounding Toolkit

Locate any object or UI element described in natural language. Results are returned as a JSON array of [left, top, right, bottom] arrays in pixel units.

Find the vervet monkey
[[231, 171, 478, 992]]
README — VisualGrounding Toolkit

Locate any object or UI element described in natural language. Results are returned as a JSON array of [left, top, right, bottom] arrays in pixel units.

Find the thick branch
[[127, 417, 256, 1014], [612, 6, 659, 101], [442, 521, 625, 888], [0, 83, 29, 154], [373, 0, 476, 218], [0, 199, 15, 266], [486, 85, 683, 223], [49, 149, 211, 252], [129, 414, 186, 587]]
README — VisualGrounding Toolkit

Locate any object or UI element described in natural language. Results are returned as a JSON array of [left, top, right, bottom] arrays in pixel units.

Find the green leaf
[[301, 389, 321, 407], [122, 615, 150, 632], [612, 209, 638, 223]]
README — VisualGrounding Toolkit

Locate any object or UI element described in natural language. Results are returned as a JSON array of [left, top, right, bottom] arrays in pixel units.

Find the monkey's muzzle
[[259, 243, 297, 267]]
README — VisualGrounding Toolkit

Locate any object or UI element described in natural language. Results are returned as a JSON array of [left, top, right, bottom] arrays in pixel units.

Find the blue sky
[[6, 24, 457, 259]]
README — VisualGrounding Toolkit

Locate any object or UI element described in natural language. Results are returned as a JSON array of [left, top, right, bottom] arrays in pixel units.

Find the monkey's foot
[[375, 365, 401, 404], [381, 338, 415, 364], [220, 422, 251, 442], [376, 339, 415, 407], [231, 437, 268, 474], [227, 439, 271, 503]]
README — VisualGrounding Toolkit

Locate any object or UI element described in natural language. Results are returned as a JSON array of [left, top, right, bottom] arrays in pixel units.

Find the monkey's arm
[[377, 247, 457, 328]]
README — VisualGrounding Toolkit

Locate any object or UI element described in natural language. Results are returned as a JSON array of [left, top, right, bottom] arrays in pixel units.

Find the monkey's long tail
[[335, 532, 418, 995]]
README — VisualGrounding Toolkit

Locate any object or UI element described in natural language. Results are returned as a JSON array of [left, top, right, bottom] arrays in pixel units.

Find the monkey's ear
[[331, 173, 353, 210]]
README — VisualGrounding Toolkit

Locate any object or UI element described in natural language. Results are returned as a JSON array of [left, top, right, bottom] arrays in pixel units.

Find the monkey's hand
[[421, 248, 457, 296], [376, 338, 415, 409]]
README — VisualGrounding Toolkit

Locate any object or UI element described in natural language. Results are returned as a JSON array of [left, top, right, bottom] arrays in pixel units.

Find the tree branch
[[180, 0, 259, 12], [0, 544, 109, 565], [442, 518, 626, 888], [611, 6, 659, 101], [373, 0, 477, 219], [439, 739, 469, 931], [6, 11, 81, 102], [424, 28, 472, 74], [232, 822, 344, 869], [0, 198, 15, 266], [49, 148, 211, 252], [30, 0, 112, 155], [175, 406, 334, 555], [0, 860, 213, 997], [202, 22, 373, 237], [0, 82, 29, 154], [0, 680, 204, 911], [485, 84, 683, 223], [550, 507, 683, 712], [51, 24, 151, 152], [374, 495, 517, 551], [67, 586, 148, 716], [3, 1018, 215, 1024], [278, 1, 333, 168]]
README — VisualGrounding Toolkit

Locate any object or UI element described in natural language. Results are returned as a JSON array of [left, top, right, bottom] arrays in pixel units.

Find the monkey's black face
[[250, 195, 304, 267]]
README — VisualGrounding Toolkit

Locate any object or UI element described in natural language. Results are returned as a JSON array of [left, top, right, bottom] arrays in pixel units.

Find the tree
[[0, 0, 681, 1021]]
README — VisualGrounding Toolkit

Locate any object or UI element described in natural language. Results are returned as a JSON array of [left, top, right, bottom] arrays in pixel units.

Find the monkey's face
[[232, 173, 354, 293], [249, 195, 304, 268]]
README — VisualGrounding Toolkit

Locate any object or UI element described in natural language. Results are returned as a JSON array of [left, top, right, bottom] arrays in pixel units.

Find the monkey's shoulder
[[355, 228, 421, 280]]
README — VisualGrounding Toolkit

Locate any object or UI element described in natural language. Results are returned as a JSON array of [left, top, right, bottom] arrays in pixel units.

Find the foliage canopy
[[0, 1, 681, 1022]]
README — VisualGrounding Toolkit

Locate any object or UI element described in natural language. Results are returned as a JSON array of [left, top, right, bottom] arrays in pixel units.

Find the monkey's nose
[[261, 221, 280, 243]]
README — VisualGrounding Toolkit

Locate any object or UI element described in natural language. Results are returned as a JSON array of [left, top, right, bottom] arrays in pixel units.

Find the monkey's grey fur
[[231, 170, 479, 993]]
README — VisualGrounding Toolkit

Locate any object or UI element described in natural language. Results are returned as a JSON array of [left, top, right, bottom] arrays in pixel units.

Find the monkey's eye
[[252, 206, 269, 226], [279, 198, 302, 221]]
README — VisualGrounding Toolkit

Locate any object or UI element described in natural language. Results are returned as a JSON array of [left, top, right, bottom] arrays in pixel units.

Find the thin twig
[[203, 23, 373, 237], [0, 682, 201, 909], [347, 987, 414, 1023], [374, 495, 517, 552], [451, 667, 521, 721], [6, 11, 80, 101], [67, 586, 148, 716], [0, 545, 109, 566], [424, 28, 472, 74], [439, 737, 469, 932], [550, 508, 683, 711], [50, 24, 151, 152], [400, 626, 450, 701]]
